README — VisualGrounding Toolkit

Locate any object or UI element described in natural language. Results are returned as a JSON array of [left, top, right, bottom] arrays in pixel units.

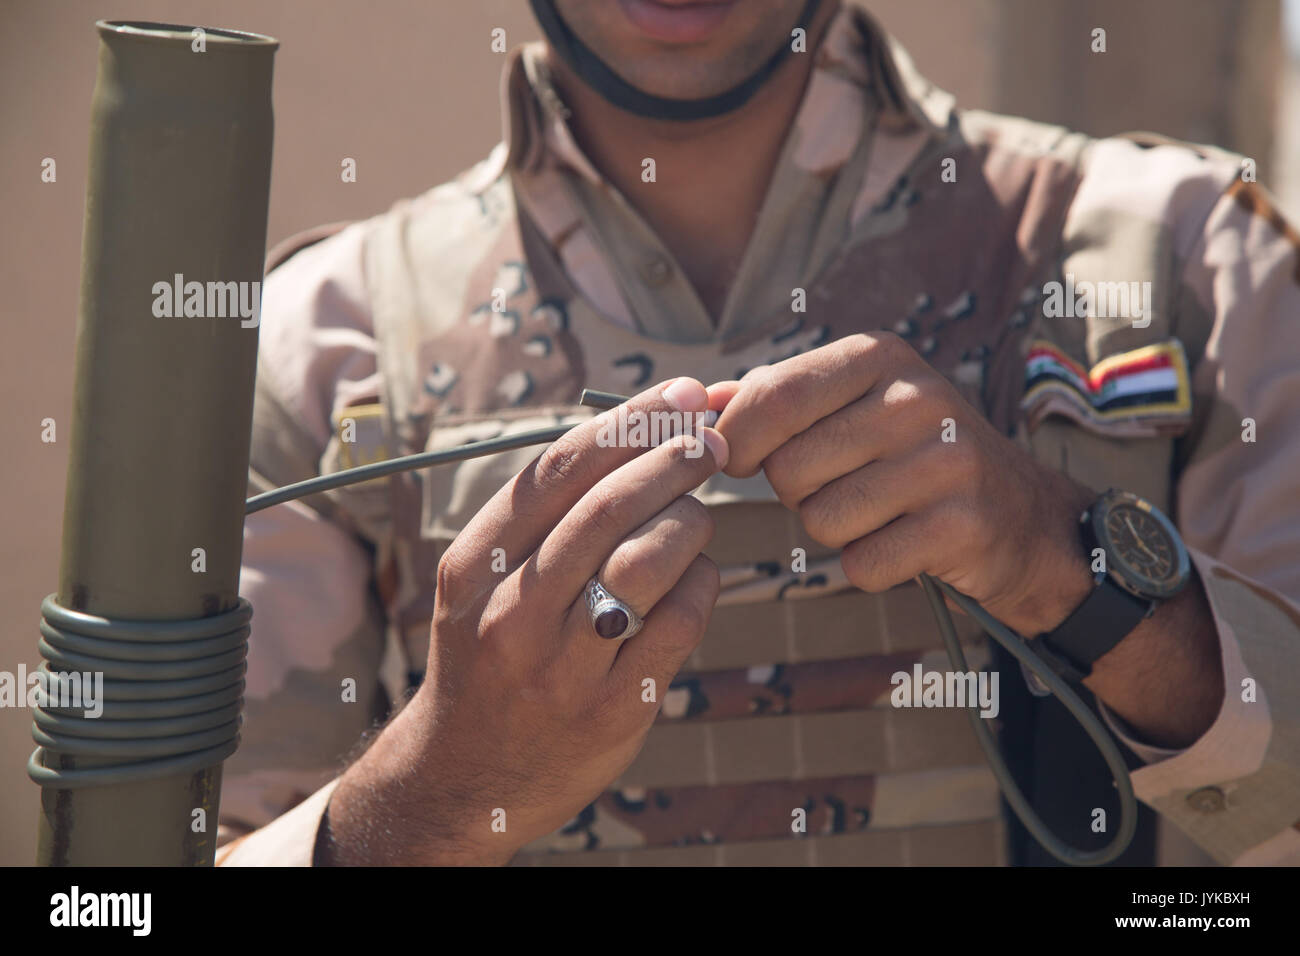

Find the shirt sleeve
[[1114, 180, 1300, 866], [217, 222, 390, 866]]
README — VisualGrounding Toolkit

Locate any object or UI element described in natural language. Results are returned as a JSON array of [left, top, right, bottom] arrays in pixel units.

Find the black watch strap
[[1035, 577, 1152, 682]]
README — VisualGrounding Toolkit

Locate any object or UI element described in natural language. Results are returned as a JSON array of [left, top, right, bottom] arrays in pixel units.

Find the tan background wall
[[1, 0, 1294, 866]]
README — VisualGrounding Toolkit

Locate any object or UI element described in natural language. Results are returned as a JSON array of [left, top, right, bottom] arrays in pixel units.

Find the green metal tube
[[35, 21, 277, 865]]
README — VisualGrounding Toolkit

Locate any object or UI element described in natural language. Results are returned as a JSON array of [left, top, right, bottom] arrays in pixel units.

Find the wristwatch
[[1030, 489, 1191, 684]]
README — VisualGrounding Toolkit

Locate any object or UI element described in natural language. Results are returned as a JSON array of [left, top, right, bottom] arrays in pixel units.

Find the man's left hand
[[710, 332, 1096, 637]]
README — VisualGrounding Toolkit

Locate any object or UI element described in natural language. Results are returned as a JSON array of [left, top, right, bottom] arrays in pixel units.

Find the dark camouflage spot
[[772, 317, 805, 343], [613, 354, 654, 387]]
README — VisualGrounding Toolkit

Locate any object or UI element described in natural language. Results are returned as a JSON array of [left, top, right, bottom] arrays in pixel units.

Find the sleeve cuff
[[1097, 700, 1186, 765], [217, 777, 339, 867]]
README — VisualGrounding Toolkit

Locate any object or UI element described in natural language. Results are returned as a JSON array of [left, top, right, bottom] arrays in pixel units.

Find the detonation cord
[[34, 386, 1136, 864], [28, 596, 250, 788], [919, 575, 1137, 866]]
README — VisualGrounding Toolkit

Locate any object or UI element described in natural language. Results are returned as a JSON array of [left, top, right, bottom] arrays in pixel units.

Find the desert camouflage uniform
[[217, 4, 1300, 866]]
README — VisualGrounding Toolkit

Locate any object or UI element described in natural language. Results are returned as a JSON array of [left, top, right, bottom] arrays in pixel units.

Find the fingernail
[[663, 377, 705, 412], [700, 428, 729, 469]]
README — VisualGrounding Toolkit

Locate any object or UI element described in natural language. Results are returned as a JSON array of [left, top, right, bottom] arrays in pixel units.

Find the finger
[[839, 507, 957, 594], [763, 379, 932, 508], [525, 429, 727, 613], [705, 380, 741, 412], [796, 441, 952, 549], [714, 332, 909, 478], [607, 554, 720, 701], [442, 377, 709, 589], [598, 495, 715, 618], [554, 496, 715, 675]]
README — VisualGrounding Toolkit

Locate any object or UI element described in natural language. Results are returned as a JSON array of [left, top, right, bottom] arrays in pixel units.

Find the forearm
[[314, 695, 517, 867], [997, 475, 1224, 751], [1084, 571, 1224, 749]]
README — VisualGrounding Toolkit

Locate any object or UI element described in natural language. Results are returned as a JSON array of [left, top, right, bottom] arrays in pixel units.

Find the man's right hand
[[318, 378, 728, 864]]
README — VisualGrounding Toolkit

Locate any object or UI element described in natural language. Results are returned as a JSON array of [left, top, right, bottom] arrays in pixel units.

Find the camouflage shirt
[[217, 4, 1300, 866]]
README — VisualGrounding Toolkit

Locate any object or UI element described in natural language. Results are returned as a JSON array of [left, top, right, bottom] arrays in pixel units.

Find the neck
[[546, 1, 840, 322]]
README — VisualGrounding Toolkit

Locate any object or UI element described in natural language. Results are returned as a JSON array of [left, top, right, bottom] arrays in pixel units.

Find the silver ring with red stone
[[585, 578, 643, 641]]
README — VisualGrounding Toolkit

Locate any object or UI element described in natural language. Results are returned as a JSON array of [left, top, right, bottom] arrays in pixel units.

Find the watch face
[[1093, 492, 1190, 599]]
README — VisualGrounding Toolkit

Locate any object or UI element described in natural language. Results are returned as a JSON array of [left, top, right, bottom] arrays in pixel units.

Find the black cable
[[919, 575, 1137, 865], [244, 391, 624, 515], [246, 425, 575, 515]]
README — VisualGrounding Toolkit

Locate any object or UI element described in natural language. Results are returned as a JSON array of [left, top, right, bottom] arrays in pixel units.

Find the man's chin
[[614, 0, 739, 46]]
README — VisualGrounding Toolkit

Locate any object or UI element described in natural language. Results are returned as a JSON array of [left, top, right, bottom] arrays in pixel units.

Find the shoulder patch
[[1022, 339, 1192, 438]]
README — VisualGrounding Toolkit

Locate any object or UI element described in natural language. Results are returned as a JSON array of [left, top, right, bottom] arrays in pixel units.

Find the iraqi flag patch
[[1021, 339, 1192, 437]]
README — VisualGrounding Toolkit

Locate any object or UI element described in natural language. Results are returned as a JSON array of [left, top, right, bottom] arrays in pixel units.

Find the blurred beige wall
[[0, 0, 1289, 866]]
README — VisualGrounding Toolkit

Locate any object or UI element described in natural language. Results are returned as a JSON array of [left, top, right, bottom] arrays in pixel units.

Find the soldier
[[217, 0, 1300, 865]]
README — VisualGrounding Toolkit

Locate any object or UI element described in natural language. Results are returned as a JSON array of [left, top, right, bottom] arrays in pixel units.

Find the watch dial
[[1103, 503, 1177, 590]]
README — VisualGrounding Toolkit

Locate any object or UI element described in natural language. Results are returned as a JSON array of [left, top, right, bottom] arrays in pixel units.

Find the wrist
[[318, 695, 521, 866], [993, 476, 1097, 637]]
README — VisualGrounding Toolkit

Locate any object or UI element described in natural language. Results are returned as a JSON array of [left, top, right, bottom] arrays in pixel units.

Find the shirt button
[[640, 255, 673, 287], [1186, 786, 1226, 813]]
